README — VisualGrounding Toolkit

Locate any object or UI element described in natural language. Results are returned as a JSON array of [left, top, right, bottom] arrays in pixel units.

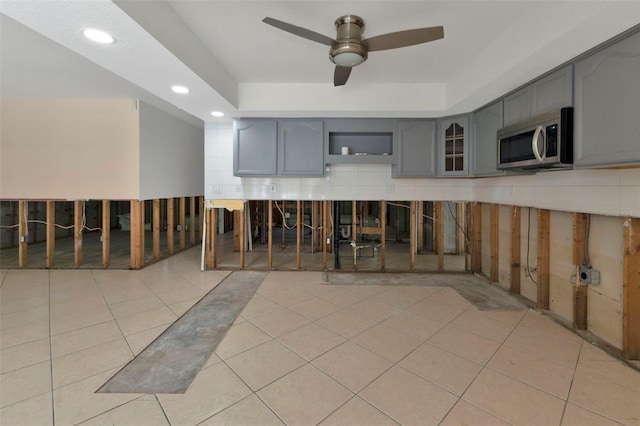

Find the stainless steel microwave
[[497, 107, 573, 170]]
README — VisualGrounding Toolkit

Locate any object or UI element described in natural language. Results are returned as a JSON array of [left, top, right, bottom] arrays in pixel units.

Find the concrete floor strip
[[97, 271, 267, 394]]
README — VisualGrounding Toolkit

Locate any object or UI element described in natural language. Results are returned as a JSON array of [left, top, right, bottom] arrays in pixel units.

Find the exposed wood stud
[[239, 204, 245, 269], [297, 200, 302, 270], [380, 200, 386, 271], [46, 201, 55, 268], [322, 200, 327, 269], [179, 197, 186, 250], [205, 208, 216, 269], [417, 201, 424, 252], [490, 204, 499, 282], [457, 203, 465, 255], [233, 210, 242, 252], [102, 200, 110, 268], [153, 199, 160, 260], [129, 200, 144, 269], [437, 201, 444, 271], [537, 209, 550, 310], [352, 201, 357, 271], [510, 206, 521, 294], [471, 203, 482, 273], [199, 196, 205, 240], [268, 200, 273, 269], [623, 217, 640, 360], [18, 200, 27, 267], [190, 196, 196, 245], [167, 198, 174, 255], [573, 213, 588, 330], [74, 200, 83, 267], [410, 201, 416, 271]]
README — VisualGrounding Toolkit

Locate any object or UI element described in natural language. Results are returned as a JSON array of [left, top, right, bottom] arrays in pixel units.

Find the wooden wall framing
[[510, 206, 521, 294], [623, 217, 640, 360], [573, 213, 588, 330], [470, 203, 482, 273], [490, 204, 499, 282], [537, 209, 550, 310]]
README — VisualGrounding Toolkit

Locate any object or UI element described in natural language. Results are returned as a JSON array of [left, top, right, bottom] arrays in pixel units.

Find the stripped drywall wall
[[497, 205, 511, 290]]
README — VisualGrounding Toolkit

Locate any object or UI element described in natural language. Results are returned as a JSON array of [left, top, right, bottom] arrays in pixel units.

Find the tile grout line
[[558, 338, 584, 425], [48, 269, 56, 426]]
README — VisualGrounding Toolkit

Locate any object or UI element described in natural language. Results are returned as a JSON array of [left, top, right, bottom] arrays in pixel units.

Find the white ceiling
[[2, 1, 640, 125]]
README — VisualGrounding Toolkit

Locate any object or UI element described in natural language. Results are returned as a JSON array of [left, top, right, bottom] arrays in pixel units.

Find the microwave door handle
[[532, 125, 546, 162]]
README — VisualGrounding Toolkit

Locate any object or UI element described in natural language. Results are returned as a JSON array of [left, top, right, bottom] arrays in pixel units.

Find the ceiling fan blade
[[263, 17, 336, 47], [364, 26, 444, 52], [334, 66, 352, 86]]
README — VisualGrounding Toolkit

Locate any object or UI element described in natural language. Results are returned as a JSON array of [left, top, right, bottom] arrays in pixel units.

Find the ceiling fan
[[262, 15, 444, 86]]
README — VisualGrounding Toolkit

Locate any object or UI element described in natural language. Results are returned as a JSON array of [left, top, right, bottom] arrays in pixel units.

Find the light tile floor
[[2, 247, 640, 426]]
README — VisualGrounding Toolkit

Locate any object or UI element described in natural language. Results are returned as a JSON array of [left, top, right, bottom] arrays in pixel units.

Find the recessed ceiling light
[[211, 111, 224, 117], [81, 28, 115, 44], [171, 85, 190, 94]]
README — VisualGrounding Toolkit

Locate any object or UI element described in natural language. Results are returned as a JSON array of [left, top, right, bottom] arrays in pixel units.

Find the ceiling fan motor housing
[[329, 15, 368, 66]]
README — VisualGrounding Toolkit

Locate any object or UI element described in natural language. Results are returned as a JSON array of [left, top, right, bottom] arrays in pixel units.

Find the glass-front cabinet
[[439, 115, 469, 176]]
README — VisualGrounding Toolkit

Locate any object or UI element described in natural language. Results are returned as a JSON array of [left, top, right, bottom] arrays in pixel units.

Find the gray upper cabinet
[[233, 119, 277, 176], [503, 65, 573, 126], [438, 115, 470, 176], [278, 120, 324, 176], [394, 120, 436, 177], [574, 31, 640, 167], [472, 101, 504, 176]]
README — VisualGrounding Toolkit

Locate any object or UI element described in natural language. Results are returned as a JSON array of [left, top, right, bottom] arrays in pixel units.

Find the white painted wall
[[139, 102, 204, 199], [0, 99, 140, 200]]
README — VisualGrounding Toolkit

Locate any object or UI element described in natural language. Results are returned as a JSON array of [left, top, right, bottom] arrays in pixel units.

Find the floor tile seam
[[316, 393, 400, 426], [88, 270, 139, 360], [0, 299, 50, 314], [216, 335, 277, 363], [51, 359, 134, 395], [455, 397, 517, 426], [49, 318, 115, 338], [572, 365, 640, 393], [480, 363, 572, 401], [59, 394, 149, 426], [380, 342, 470, 400], [500, 340, 582, 371], [0, 324, 51, 350], [47, 269, 56, 426], [50, 335, 127, 362], [516, 322, 585, 346], [562, 400, 628, 425], [1, 310, 51, 329], [493, 340, 584, 374], [442, 321, 514, 345], [0, 387, 53, 412]]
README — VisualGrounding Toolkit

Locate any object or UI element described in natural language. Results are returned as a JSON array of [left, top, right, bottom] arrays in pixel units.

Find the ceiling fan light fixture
[[329, 43, 367, 67]]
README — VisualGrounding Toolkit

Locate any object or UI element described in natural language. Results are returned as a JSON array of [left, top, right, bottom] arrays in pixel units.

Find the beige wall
[[1, 99, 140, 200]]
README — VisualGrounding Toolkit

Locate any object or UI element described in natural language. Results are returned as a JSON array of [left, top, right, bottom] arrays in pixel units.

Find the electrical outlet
[[212, 184, 223, 194], [325, 183, 332, 193], [235, 184, 242, 193], [270, 184, 276, 193], [386, 183, 395, 193]]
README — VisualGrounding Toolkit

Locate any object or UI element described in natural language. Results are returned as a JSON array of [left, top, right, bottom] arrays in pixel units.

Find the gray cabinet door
[[503, 65, 573, 126], [473, 101, 504, 176], [438, 115, 470, 176], [233, 119, 277, 176], [574, 32, 640, 167], [278, 120, 324, 176], [394, 120, 436, 177]]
